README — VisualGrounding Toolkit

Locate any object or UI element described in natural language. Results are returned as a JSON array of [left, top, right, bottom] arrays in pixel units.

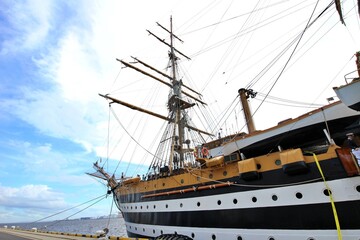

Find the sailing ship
[[90, 2, 360, 240]]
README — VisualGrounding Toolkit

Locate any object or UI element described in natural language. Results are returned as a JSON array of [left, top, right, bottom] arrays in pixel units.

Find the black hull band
[[123, 200, 360, 230]]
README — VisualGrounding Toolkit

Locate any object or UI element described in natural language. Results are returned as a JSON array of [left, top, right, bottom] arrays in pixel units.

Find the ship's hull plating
[[116, 158, 360, 239]]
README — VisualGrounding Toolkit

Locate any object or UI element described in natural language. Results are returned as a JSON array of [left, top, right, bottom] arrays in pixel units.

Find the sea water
[[2, 217, 127, 237]]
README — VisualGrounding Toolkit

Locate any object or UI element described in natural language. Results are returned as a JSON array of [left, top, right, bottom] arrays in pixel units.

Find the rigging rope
[[310, 152, 342, 240], [247, 0, 322, 119], [109, 106, 164, 164], [31, 194, 108, 227], [106, 197, 114, 231], [43, 195, 107, 229], [205, 0, 328, 156]]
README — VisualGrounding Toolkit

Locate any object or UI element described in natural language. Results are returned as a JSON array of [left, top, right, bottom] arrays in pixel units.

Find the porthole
[[272, 195, 278, 201], [323, 189, 332, 196], [143, 228, 145, 232], [252, 197, 257, 202], [212, 234, 216, 240], [256, 164, 261, 170], [175, 231, 178, 235], [180, 203, 183, 208], [296, 192, 303, 199], [135, 206, 137, 209], [131, 206, 133, 209], [181, 179, 184, 184], [237, 236, 242, 240], [275, 159, 281, 166], [161, 230, 163, 235], [269, 237, 275, 240], [307, 238, 315, 240], [146, 205, 149, 209], [192, 233, 195, 238], [153, 205, 156, 209], [356, 185, 360, 193], [166, 204, 168, 208], [141, 206, 143, 209], [223, 171, 227, 176], [135, 227, 138, 231], [162, 182, 165, 187], [209, 173, 213, 179], [217, 200, 221, 205], [197, 202, 201, 207], [233, 198, 238, 204], [153, 230, 155, 234]]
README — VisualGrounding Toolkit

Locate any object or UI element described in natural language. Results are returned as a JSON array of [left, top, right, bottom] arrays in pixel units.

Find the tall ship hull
[[90, 3, 360, 239], [112, 111, 360, 239]]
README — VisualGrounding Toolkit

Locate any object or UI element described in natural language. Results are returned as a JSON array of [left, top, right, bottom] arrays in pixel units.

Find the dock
[[0, 228, 149, 240]]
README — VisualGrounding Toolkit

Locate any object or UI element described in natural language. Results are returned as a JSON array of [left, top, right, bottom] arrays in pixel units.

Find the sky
[[0, 0, 359, 224]]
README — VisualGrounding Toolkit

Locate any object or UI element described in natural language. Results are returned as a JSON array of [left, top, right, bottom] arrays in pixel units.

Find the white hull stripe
[[120, 177, 360, 213]]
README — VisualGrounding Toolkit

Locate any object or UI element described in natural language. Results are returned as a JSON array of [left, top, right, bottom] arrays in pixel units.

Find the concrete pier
[[0, 228, 100, 239], [0, 228, 148, 240]]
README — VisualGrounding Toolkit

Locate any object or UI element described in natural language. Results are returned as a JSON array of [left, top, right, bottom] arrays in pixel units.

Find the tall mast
[[169, 16, 184, 171], [104, 17, 211, 175]]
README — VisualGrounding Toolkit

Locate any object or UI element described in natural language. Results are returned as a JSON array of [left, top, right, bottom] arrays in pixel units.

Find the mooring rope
[[310, 152, 342, 240]]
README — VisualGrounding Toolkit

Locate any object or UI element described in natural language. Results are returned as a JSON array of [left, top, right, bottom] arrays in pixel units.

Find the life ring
[[193, 148, 198, 158], [202, 147, 209, 157]]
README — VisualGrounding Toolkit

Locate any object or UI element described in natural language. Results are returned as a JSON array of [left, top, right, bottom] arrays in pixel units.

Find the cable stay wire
[[179, 0, 309, 36], [109, 106, 165, 165], [188, 0, 315, 60], [44, 195, 108, 229], [197, 1, 318, 90], [106, 197, 115, 231], [31, 194, 108, 225], [209, 95, 240, 135], [249, 0, 322, 116], [250, 1, 349, 96], [255, 92, 325, 107], [207, 0, 325, 156], [247, 1, 332, 90], [200, 0, 263, 93]]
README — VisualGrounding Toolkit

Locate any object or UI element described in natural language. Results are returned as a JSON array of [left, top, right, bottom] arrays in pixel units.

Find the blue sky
[[0, 0, 207, 224], [0, 0, 131, 223], [0, 0, 359, 224]]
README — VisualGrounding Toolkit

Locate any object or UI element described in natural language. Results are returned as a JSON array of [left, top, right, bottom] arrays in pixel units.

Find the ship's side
[[115, 144, 360, 240]]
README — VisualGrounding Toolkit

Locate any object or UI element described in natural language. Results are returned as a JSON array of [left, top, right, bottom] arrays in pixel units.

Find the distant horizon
[[0, 212, 123, 225]]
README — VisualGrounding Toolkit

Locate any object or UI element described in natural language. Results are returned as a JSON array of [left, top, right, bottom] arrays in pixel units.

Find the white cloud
[[6, 87, 106, 154], [0, 184, 66, 210], [0, 0, 53, 55], [3, 139, 96, 187], [44, 32, 103, 102]]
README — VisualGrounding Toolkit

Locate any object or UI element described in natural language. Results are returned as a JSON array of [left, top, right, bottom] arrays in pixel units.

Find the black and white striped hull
[[118, 177, 360, 240]]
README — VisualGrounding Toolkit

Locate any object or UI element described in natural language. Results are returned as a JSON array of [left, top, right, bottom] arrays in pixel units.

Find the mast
[[102, 17, 212, 175], [169, 16, 184, 171], [238, 88, 256, 133]]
